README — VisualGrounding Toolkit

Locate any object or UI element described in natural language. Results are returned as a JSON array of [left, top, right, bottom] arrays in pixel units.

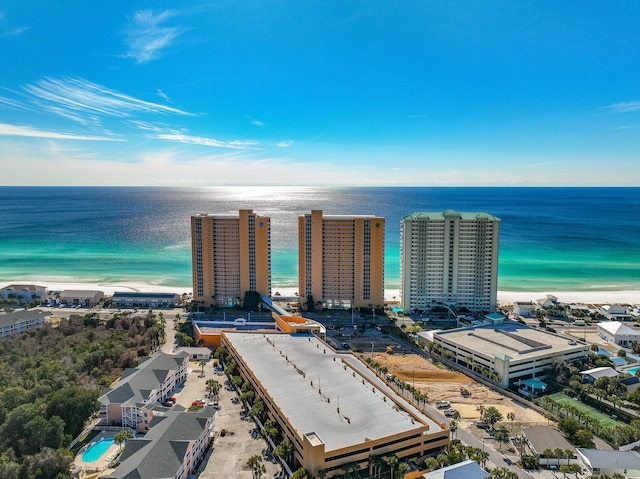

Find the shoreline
[[3, 280, 639, 306]]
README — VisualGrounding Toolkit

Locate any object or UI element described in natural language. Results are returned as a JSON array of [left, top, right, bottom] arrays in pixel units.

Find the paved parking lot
[[193, 367, 284, 479]]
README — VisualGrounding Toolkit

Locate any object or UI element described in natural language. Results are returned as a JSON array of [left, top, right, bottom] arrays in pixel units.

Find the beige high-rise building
[[298, 210, 384, 310], [400, 210, 500, 314], [191, 210, 271, 307]]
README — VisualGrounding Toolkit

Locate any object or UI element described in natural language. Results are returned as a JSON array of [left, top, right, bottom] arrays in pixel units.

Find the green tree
[[114, 429, 133, 450], [273, 438, 294, 465], [558, 417, 580, 439], [482, 406, 503, 430], [397, 462, 411, 478], [290, 468, 313, 479], [246, 454, 266, 479], [495, 428, 510, 451], [489, 467, 518, 479], [249, 399, 264, 418], [243, 291, 261, 311], [46, 387, 99, 437], [369, 455, 384, 479], [20, 447, 73, 479], [384, 454, 399, 479]]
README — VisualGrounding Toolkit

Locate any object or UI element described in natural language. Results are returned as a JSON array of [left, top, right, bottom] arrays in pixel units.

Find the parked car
[[436, 400, 451, 409], [444, 408, 457, 417]]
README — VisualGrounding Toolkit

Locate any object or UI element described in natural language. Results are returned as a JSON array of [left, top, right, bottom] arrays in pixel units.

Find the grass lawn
[[548, 392, 623, 428]]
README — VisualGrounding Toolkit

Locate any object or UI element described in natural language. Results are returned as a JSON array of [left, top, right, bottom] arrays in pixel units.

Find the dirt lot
[[364, 352, 547, 427]]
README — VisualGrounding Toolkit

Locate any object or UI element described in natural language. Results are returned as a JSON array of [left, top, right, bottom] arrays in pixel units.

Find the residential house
[[580, 366, 620, 385], [513, 302, 536, 318]]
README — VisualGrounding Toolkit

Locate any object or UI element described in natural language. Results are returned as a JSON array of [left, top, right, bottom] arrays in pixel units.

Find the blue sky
[[1, 1, 639, 186]]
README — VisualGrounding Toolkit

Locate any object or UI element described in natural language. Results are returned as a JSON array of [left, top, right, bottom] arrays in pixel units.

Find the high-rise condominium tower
[[400, 210, 500, 313], [298, 210, 384, 310], [191, 210, 271, 307]]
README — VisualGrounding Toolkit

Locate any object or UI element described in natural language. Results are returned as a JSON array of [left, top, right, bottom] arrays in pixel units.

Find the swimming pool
[[628, 367, 640, 376], [81, 437, 114, 463]]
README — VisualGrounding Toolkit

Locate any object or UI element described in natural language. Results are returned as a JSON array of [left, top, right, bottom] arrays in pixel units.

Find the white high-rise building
[[400, 210, 500, 313]]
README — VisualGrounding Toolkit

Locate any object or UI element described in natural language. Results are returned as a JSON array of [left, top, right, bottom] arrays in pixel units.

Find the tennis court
[[548, 392, 623, 428]]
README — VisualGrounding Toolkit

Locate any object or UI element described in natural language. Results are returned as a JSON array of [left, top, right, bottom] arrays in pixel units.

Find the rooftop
[[577, 449, 640, 470], [102, 408, 214, 479], [224, 332, 443, 452], [112, 292, 179, 299], [421, 460, 489, 479], [0, 284, 46, 292], [403, 211, 500, 222], [580, 367, 619, 379], [435, 323, 588, 363], [523, 425, 574, 454], [0, 309, 49, 328], [99, 351, 188, 406], [598, 321, 639, 336]]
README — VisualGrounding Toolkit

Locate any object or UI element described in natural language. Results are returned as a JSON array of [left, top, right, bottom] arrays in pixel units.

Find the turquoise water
[[81, 437, 114, 463], [628, 367, 640, 376], [1, 186, 640, 292]]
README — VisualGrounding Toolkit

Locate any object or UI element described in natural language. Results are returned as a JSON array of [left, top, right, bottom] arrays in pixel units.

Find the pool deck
[[74, 431, 120, 476]]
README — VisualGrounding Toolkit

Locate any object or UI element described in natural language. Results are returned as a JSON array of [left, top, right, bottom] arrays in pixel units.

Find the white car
[[444, 408, 457, 417]]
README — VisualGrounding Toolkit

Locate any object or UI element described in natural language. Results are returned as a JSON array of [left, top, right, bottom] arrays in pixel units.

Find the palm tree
[[114, 429, 133, 451], [506, 411, 516, 432], [384, 454, 399, 479], [369, 455, 383, 479], [199, 360, 206, 377], [554, 448, 565, 468], [341, 461, 360, 477], [290, 468, 313, 479], [209, 379, 221, 403], [397, 462, 410, 478], [495, 428, 510, 451], [449, 419, 458, 440], [246, 454, 265, 479]]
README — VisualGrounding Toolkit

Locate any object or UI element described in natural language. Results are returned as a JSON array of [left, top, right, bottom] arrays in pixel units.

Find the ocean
[[1, 186, 639, 293]]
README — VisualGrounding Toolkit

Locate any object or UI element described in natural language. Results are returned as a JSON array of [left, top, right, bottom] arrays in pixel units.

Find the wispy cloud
[[152, 130, 257, 149], [157, 88, 170, 102], [0, 122, 121, 141], [603, 101, 640, 113], [1, 26, 29, 37], [23, 77, 194, 124], [122, 9, 184, 64], [276, 140, 293, 148], [0, 94, 30, 111], [250, 119, 266, 127]]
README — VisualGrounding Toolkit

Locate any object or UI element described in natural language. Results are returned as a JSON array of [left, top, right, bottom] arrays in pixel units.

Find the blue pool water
[[81, 437, 114, 463], [628, 367, 640, 376], [392, 307, 403, 313]]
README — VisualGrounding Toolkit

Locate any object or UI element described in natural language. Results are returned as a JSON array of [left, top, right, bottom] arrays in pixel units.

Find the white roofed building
[[0, 284, 46, 303], [576, 449, 640, 478], [597, 321, 640, 348]]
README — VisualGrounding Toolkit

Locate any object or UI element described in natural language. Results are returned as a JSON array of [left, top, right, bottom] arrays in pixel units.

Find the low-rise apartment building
[[100, 408, 215, 479], [0, 309, 50, 338], [97, 351, 189, 432]]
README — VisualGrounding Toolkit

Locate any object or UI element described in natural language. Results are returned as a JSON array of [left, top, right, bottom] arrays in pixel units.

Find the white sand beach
[[6, 281, 638, 306]]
